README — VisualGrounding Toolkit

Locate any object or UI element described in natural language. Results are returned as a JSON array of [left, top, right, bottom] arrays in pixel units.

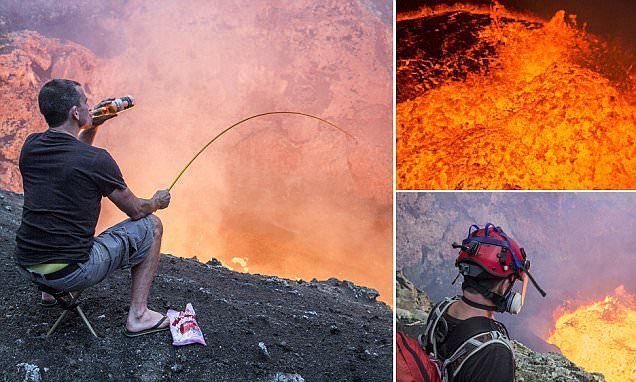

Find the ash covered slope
[[0, 190, 391, 382], [395, 272, 605, 382]]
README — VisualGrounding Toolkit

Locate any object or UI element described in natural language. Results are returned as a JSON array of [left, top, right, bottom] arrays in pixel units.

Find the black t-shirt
[[15, 130, 127, 265], [436, 312, 515, 382]]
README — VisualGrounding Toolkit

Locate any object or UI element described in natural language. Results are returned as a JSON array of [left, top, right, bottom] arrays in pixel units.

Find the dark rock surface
[[0, 189, 392, 381], [0, 0, 130, 56]]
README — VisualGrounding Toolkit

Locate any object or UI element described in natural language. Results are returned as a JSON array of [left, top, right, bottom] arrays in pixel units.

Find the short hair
[[38, 79, 82, 127]]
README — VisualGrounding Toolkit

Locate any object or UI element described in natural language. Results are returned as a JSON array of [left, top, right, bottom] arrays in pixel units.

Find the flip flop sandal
[[39, 299, 58, 308], [124, 315, 169, 337]]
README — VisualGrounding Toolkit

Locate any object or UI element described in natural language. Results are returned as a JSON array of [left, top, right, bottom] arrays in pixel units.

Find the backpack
[[397, 297, 513, 382], [397, 331, 441, 382]]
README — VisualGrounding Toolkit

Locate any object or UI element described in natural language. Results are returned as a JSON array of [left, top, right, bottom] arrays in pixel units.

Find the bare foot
[[126, 308, 168, 333]]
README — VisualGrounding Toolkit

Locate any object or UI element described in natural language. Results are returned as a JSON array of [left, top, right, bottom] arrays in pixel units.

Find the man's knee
[[148, 214, 163, 238]]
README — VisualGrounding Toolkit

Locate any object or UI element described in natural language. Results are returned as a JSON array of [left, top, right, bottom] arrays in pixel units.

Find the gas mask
[[459, 258, 542, 315], [499, 272, 528, 314]]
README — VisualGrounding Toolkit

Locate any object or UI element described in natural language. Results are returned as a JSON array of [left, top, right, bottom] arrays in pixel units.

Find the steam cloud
[[4, 1, 393, 302]]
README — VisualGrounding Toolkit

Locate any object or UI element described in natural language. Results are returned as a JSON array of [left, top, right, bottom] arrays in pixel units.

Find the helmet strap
[[461, 295, 497, 311], [462, 277, 509, 313]]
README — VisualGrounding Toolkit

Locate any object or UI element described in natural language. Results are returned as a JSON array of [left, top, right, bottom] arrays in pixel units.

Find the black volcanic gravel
[[0, 190, 392, 381]]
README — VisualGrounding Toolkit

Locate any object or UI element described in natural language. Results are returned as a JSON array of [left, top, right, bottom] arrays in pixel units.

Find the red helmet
[[453, 223, 528, 279], [452, 223, 546, 313]]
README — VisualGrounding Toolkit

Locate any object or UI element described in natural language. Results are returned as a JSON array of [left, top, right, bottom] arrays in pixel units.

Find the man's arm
[[108, 188, 171, 220]]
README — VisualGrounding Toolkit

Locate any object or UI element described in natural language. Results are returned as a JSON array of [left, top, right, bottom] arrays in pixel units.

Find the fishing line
[[168, 111, 355, 191]]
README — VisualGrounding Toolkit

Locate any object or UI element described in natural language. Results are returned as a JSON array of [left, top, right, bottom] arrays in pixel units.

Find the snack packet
[[167, 303, 206, 346]]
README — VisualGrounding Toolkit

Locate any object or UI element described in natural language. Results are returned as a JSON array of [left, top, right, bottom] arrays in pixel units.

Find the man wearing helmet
[[421, 223, 546, 382]]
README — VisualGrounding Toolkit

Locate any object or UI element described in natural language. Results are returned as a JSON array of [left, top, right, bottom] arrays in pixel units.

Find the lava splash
[[397, 4, 636, 190], [547, 286, 636, 382]]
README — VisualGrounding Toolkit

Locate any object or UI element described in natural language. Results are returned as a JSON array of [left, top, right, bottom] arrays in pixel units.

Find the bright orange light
[[90, 1, 393, 305], [547, 286, 636, 382], [397, 4, 636, 189]]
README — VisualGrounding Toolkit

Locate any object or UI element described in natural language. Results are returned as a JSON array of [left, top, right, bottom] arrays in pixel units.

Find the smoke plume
[[3, 0, 393, 302]]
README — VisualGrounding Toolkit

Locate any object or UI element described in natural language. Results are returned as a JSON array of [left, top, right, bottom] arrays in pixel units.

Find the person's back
[[16, 130, 125, 265], [417, 223, 546, 382], [15, 78, 173, 336], [433, 306, 514, 382]]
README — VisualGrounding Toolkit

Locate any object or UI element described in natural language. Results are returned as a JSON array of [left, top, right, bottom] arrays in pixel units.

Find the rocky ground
[[0, 189, 392, 381], [395, 271, 605, 382]]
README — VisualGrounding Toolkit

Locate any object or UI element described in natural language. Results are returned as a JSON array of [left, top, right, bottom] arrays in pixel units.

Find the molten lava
[[547, 286, 636, 382], [397, 4, 636, 189]]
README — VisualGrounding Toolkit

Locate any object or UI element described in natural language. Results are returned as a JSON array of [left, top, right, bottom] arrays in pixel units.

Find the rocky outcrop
[[0, 189, 392, 381], [395, 270, 431, 338], [396, 270, 605, 382], [513, 341, 604, 382], [0, 31, 99, 192]]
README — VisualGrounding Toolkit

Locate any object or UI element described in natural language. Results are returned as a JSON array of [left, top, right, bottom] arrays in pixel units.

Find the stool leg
[[47, 310, 69, 337], [68, 291, 81, 302], [75, 306, 98, 338]]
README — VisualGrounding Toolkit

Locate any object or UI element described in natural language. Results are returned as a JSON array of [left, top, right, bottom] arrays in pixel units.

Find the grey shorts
[[19, 215, 156, 293]]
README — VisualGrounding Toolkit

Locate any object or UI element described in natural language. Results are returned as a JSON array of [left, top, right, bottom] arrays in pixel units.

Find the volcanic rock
[[0, 30, 99, 192], [396, 271, 605, 382], [513, 341, 604, 382], [267, 372, 305, 382], [0, 189, 391, 381], [0, 1, 128, 55], [395, 270, 431, 338]]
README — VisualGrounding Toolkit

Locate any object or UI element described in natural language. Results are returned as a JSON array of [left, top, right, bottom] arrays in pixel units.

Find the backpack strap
[[422, 297, 514, 382], [420, 296, 460, 360], [444, 330, 513, 379]]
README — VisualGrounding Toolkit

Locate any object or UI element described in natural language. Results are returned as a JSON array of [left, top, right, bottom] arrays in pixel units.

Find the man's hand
[[109, 188, 170, 220], [91, 98, 118, 128], [151, 190, 171, 210], [92, 113, 117, 127], [94, 97, 116, 110]]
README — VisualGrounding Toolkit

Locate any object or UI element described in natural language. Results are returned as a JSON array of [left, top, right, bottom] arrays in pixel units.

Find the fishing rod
[[167, 111, 356, 191]]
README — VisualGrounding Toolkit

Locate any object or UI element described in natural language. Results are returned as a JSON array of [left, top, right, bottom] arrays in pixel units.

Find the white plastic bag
[[167, 303, 206, 346]]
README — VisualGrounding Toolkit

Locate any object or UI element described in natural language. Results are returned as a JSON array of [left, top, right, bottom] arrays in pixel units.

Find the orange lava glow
[[397, 4, 636, 189], [89, 1, 392, 304], [547, 286, 636, 382]]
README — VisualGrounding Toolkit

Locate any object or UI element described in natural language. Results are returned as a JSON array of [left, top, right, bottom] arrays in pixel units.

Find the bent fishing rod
[[167, 111, 356, 191]]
